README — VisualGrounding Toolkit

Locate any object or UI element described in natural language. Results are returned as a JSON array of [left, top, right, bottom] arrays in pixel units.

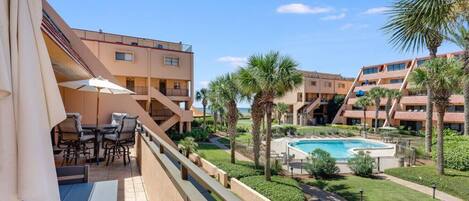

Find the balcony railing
[[137, 123, 240, 201], [167, 88, 189, 96], [128, 86, 148, 95]]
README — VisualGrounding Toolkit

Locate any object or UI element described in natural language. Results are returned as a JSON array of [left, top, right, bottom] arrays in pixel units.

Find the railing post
[[159, 143, 164, 154], [181, 165, 188, 180]]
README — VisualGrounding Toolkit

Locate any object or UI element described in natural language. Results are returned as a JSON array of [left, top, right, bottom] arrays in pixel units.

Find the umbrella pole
[[96, 88, 101, 128]]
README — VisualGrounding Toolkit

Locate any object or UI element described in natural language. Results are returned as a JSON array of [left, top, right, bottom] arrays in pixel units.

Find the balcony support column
[[186, 122, 191, 132], [179, 122, 183, 134]]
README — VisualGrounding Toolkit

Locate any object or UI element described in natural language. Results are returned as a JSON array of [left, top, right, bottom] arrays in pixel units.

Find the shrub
[[348, 151, 374, 177], [431, 134, 469, 171], [236, 125, 249, 133], [240, 176, 304, 201], [283, 125, 297, 135], [178, 137, 198, 157], [182, 128, 209, 142], [305, 148, 339, 178], [212, 160, 262, 178]]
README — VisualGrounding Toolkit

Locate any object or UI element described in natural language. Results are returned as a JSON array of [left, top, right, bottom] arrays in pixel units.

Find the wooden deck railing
[[137, 122, 241, 201]]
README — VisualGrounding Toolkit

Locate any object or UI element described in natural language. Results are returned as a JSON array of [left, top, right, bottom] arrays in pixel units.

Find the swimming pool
[[289, 139, 391, 161]]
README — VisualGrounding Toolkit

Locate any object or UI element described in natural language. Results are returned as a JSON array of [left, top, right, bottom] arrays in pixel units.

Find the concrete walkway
[[380, 174, 462, 201], [208, 136, 251, 161]]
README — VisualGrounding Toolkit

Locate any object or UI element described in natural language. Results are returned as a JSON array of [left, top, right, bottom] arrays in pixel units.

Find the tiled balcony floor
[[54, 149, 148, 201]]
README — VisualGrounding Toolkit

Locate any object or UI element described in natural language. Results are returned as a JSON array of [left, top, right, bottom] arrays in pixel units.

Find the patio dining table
[[82, 124, 118, 165]]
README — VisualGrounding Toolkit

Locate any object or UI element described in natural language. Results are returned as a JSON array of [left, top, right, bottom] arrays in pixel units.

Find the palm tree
[[383, 0, 451, 153], [237, 67, 264, 167], [354, 96, 372, 138], [447, 24, 469, 135], [195, 88, 209, 129], [178, 137, 198, 158], [410, 58, 463, 174], [275, 103, 289, 124], [208, 91, 224, 132], [246, 51, 302, 181], [368, 87, 387, 134], [384, 89, 402, 127], [209, 73, 245, 164]]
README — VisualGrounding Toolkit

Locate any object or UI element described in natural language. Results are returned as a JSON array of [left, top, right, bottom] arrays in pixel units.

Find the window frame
[[115, 51, 134, 62], [164, 56, 180, 67]]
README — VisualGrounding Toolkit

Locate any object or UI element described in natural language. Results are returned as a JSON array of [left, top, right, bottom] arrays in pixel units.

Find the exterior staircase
[[149, 87, 192, 131]]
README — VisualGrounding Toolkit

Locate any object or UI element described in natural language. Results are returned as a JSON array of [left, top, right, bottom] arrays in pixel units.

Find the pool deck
[[272, 136, 400, 174]]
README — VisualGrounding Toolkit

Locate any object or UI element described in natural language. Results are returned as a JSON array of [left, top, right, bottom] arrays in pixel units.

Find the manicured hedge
[[211, 160, 263, 179], [385, 166, 469, 200], [240, 176, 304, 201], [431, 134, 469, 171]]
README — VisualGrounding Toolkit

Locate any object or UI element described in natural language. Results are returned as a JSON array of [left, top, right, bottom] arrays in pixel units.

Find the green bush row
[[239, 176, 304, 201], [169, 128, 209, 142], [431, 133, 469, 171]]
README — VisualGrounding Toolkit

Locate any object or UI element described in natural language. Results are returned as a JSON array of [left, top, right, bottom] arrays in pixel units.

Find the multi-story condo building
[[72, 29, 194, 133], [275, 70, 353, 126], [333, 51, 464, 132]]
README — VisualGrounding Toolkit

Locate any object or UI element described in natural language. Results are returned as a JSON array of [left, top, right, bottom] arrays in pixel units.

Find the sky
[[48, 0, 460, 108]]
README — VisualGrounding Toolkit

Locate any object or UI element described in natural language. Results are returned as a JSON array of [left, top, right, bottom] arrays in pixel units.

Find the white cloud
[[321, 13, 346, 21], [277, 3, 332, 14], [362, 7, 390, 15], [340, 23, 369, 30], [199, 80, 209, 88], [217, 56, 247, 67]]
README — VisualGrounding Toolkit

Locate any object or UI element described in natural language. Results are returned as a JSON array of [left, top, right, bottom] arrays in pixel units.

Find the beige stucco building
[[274, 70, 354, 125], [72, 29, 194, 133], [333, 51, 464, 132]]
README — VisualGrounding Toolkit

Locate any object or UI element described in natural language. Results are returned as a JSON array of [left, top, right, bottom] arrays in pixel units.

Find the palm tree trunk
[[203, 104, 207, 128], [425, 87, 433, 153], [374, 101, 379, 134], [251, 96, 263, 168], [463, 48, 469, 136], [213, 111, 218, 132], [264, 102, 273, 181], [363, 109, 367, 138], [227, 101, 238, 164], [385, 99, 392, 127], [435, 104, 445, 175]]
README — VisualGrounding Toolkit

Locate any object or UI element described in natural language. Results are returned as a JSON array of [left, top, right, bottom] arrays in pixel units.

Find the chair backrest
[[56, 165, 89, 185], [117, 116, 138, 140], [111, 112, 127, 126], [57, 113, 83, 140]]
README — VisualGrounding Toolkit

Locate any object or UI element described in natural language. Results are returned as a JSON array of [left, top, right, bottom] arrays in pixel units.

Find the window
[[387, 63, 406, 71], [338, 83, 345, 88], [297, 93, 303, 102], [157, 44, 164, 49], [324, 82, 332, 88], [115, 52, 133, 61], [130, 42, 138, 46], [447, 105, 464, 113], [164, 57, 179, 66], [311, 81, 316, 86], [174, 81, 181, 89], [363, 67, 378, 75], [417, 59, 427, 67], [390, 79, 404, 84], [406, 105, 426, 112], [444, 123, 463, 133]]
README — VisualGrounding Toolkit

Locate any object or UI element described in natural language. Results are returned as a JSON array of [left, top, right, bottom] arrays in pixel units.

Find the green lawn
[[197, 143, 231, 161], [237, 118, 252, 127], [302, 175, 435, 201], [217, 133, 253, 147], [385, 166, 469, 200]]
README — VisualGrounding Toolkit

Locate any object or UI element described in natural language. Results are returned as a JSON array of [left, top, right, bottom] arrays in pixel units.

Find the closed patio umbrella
[[59, 76, 134, 127], [0, 0, 66, 200]]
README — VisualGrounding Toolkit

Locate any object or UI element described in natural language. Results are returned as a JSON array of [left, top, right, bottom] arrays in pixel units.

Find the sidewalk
[[380, 174, 462, 201]]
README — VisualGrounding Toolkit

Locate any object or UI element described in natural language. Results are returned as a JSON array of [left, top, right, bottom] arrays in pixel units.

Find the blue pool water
[[289, 139, 388, 160]]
